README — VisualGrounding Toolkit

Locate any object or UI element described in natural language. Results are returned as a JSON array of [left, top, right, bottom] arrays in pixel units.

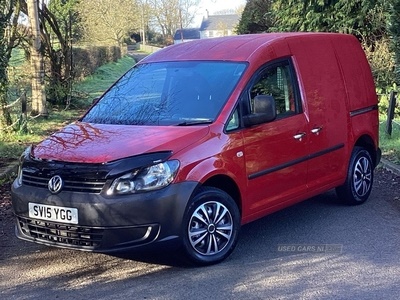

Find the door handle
[[311, 127, 323, 135], [293, 132, 306, 141]]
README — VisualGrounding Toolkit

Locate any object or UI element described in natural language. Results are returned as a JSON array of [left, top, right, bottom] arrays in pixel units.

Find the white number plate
[[28, 203, 78, 224]]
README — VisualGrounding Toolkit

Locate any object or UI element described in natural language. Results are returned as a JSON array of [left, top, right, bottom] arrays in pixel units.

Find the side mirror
[[243, 95, 276, 127]]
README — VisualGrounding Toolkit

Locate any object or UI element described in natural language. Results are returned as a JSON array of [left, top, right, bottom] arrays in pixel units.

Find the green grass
[[73, 56, 135, 103], [379, 117, 400, 163], [0, 109, 84, 160], [9, 48, 26, 67]]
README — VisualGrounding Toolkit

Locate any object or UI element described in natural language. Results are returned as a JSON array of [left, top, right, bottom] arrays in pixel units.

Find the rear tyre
[[336, 147, 374, 205], [182, 187, 240, 266]]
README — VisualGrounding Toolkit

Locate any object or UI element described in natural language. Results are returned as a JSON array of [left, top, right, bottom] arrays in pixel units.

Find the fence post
[[386, 90, 397, 136], [20, 89, 28, 133]]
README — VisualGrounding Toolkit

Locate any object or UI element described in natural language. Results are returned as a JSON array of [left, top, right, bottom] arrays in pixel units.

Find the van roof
[[140, 32, 355, 63]]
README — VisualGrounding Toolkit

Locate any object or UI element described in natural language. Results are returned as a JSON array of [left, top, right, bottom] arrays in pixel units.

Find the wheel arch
[[354, 134, 380, 168], [198, 174, 242, 216]]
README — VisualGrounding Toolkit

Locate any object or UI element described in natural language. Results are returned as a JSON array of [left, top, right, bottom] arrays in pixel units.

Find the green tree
[[236, 0, 275, 34], [388, 0, 400, 84], [271, 0, 392, 89], [271, 0, 384, 44], [0, 0, 22, 129]]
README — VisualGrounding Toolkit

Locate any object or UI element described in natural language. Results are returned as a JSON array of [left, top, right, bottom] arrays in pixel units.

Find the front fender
[[186, 156, 233, 183]]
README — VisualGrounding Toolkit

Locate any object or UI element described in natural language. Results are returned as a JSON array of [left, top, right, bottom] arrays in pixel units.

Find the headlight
[[106, 160, 180, 195], [16, 146, 30, 186], [16, 165, 23, 186]]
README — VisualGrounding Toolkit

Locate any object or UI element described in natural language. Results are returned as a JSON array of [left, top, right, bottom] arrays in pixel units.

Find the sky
[[197, 0, 246, 13], [192, 0, 247, 27]]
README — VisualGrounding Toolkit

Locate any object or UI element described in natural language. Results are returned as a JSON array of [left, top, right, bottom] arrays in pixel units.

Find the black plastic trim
[[248, 143, 345, 180], [105, 151, 173, 178], [350, 105, 378, 117], [23, 151, 173, 181]]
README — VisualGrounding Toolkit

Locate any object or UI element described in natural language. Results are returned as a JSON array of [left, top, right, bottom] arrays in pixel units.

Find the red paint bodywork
[[32, 122, 210, 163], [32, 33, 379, 225]]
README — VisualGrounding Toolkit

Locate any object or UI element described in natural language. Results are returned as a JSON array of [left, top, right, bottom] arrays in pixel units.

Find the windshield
[[82, 61, 247, 125]]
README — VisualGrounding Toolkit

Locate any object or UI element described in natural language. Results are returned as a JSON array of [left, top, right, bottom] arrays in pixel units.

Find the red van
[[11, 33, 380, 265]]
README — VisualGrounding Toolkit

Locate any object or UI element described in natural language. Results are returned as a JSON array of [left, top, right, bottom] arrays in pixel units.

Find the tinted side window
[[249, 59, 300, 118]]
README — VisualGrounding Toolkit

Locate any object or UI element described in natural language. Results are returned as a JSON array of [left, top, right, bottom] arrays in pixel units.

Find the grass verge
[[72, 56, 135, 104], [0, 109, 84, 160], [379, 117, 400, 163]]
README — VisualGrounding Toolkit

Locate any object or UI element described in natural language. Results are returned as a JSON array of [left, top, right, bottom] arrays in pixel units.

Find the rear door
[[240, 58, 309, 219]]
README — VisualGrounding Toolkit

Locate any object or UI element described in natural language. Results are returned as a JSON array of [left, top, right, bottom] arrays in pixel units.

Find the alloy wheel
[[353, 156, 372, 198], [188, 201, 233, 256]]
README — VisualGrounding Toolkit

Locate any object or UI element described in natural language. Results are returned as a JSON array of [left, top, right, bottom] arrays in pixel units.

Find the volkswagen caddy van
[[12, 33, 381, 265]]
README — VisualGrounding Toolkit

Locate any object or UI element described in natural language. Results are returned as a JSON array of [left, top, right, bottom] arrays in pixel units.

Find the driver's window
[[250, 60, 298, 117]]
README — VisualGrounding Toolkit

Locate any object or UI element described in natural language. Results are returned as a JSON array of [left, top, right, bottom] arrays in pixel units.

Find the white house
[[199, 13, 240, 39]]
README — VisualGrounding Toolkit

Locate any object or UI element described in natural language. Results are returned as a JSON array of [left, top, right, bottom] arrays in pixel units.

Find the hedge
[[72, 45, 122, 80]]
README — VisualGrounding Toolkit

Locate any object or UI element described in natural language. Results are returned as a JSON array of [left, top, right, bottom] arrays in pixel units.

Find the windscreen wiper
[[175, 118, 213, 126]]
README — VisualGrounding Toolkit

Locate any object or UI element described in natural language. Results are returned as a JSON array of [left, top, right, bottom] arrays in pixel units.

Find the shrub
[[73, 46, 122, 80], [363, 38, 399, 116]]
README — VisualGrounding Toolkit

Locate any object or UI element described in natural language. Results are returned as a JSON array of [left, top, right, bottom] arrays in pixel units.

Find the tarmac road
[[1, 168, 399, 300]]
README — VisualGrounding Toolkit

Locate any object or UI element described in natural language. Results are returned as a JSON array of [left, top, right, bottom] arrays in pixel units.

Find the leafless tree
[[148, 0, 200, 43], [78, 0, 141, 46]]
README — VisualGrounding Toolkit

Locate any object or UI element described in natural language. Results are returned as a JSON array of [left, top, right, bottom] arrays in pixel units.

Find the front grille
[[18, 217, 103, 249], [22, 171, 106, 193]]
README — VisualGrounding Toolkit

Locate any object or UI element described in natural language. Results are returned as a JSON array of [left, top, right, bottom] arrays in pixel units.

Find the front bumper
[[11, 180, 198, 252]]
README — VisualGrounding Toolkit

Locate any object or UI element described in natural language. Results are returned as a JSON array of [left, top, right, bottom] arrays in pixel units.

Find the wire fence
[[0, 90, 29, 134]]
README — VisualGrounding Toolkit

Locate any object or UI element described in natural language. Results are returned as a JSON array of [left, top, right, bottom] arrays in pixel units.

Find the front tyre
[[336, 147, 374, 205], [182, 187, 240, 266]]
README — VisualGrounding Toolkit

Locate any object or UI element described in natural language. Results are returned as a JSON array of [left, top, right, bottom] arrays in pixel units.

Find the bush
[[363, 38, 399, 116], [364, 38, 395, 92], [73, 46, 122, 80]]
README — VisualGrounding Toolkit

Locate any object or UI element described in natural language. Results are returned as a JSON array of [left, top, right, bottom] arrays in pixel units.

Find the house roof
[[200, 14, 240, 31], [173, 28, 200, 40]]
